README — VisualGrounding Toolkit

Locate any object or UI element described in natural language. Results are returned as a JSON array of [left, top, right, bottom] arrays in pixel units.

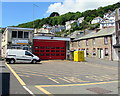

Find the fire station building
[[33, 36, 70, 60]]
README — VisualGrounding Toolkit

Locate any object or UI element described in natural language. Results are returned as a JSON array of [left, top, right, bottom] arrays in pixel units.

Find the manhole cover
[[86, 87, 112, 94]]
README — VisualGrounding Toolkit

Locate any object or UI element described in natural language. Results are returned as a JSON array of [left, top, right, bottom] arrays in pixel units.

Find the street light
[[33, 4, 40, 28]]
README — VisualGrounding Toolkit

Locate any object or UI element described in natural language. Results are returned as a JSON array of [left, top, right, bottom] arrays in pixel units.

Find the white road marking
[[48, 78, 60, 83], [23, 86, 35, 96]]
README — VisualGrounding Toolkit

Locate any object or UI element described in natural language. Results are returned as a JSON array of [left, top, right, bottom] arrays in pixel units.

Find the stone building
[[70, 27, 115, 61]]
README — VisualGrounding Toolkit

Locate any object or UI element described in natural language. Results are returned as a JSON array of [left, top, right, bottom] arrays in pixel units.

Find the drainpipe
[[110, 36, 113, 61]]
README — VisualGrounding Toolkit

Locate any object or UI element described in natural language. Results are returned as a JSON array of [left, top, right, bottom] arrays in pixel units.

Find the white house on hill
[[91, 17, 103, 24]]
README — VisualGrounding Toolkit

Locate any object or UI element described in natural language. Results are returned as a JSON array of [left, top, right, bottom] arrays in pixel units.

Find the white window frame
[[118, 8, 120, 16], [118, 22, 120, 30], [104, 37, 108, 45], [78, 41, 80, 47], [119, 36, 120, 44], [105, 48, 109, 56]]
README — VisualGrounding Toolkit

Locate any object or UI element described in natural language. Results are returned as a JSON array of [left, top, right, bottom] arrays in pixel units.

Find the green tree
[[49, 12, 60, 17]]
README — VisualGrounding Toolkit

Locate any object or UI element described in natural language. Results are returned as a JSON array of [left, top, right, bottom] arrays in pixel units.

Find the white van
[[5, 49, 41, 64]]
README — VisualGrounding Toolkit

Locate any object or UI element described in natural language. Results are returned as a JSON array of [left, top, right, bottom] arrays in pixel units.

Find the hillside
[[14, 2, 120, 29]]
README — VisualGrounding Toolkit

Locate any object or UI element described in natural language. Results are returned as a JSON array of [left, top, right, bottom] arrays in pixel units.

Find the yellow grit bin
[[74, 51, 85, 62]]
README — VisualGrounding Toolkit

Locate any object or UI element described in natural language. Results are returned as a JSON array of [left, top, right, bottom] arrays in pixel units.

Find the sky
[[1, 0, 120, 28]]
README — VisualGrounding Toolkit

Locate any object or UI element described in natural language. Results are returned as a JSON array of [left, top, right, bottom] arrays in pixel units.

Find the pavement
[[0, 60, 31, 95], [3, 58, 119, 95]]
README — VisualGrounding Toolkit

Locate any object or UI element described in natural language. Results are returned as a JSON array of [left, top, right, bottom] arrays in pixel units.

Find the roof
[[33, 36, 70, 41], [75, 27, 115, 41], [67, 31, 84, 38], [93, 17, 102, 20], [7, 27, 34, 31]]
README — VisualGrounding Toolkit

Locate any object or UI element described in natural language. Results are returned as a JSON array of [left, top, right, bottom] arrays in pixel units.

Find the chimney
[[96, 28, 100, 33]]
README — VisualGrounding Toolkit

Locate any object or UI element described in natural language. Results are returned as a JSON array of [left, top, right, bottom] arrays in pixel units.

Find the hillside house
[[100, 11, 115, 29], [91, 17, 103, 24]]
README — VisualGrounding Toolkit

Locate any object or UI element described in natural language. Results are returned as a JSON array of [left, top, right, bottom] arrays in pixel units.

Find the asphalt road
[[6, 59, 119, 95]]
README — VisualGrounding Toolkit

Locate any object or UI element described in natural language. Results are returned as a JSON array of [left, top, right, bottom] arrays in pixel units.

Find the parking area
[[6, 59, 119, 95]]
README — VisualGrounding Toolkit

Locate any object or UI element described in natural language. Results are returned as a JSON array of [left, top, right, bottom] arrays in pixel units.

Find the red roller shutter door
[[33, 39, 66, 60]]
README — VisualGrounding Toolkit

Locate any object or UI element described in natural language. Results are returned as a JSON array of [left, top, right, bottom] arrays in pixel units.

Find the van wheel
[[9, 59, 15, 64], [32, 60, 37, 64]]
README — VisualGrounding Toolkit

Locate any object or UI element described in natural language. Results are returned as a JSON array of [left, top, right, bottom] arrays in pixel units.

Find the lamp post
[[33, 4, 40, 29]]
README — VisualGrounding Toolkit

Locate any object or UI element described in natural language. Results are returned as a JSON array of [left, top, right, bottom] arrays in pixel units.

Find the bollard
[[0, 62, 10, 96]]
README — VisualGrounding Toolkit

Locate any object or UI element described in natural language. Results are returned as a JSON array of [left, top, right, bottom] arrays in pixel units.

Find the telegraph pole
[[33, 4, 40, 28]]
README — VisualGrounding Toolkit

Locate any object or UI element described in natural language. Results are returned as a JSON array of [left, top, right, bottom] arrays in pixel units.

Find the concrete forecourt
[[5, 58, 119, 95]]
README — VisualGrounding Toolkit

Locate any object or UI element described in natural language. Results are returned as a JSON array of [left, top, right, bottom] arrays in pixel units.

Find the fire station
[[33, 36, 70, 60]]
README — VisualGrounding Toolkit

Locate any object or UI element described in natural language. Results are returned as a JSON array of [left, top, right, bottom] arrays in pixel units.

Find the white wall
[[112, 34, 119, 61]]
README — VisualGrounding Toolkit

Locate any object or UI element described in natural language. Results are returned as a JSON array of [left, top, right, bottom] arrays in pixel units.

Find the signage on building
[[12, 40, 28, 45]]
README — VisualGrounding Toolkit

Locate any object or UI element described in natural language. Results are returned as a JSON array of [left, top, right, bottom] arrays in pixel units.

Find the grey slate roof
[[75, 27, 115, 41], [7, 27, 34, 31]]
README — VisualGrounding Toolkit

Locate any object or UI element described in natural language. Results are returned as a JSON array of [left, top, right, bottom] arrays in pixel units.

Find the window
[[51, 54, 55, 56], [93, 48, 96, 56], [35, 54, 39, 56], [56, 50, 60, 52], [61, 47, 65, 49], [105, 48, 109, 56], [40, 54, 44, 56], [86, 48, 89, 55], [104, 37, 108, 45], [119, 36, 120, 44], [56, 54, 59, 56], [118, 8, 120, 16], [24, 32, 29, 38], [18, 31, 23, 38], [35, 46, 39, 49], [23, 47, 28, 50], [35, 50, 39, 52], [78, 41, 80, 47], [51, 50, 55, 52], [46, 50, 50, 52], [118, 22, 120, 30], [56, 47, 60, 49], [12, 31, 17, 38], [11, 47, 15, 49], [86, 40, 88, 46], [25, 51, 33, 57], [61, 50, 65, 52], [46, 54, 50, 56], [46, 47, 50, 49], [40, 50, 44, 52], [40, 46, 44, 49], [61, 54, 65, 56], [72, 42, 74, 47], [92, 39, 95, 45], [17, 47, 21, 49], [51, 47, 55, 49]]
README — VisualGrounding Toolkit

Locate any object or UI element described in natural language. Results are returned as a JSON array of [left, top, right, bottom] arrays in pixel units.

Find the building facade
[[33, 36, 70, 60], [1, 27, 34, 57], [70, 27, 115, 61], [113, 8, 120, 61], [0, 32, 2, 57], [100, 11, 115, 29]]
